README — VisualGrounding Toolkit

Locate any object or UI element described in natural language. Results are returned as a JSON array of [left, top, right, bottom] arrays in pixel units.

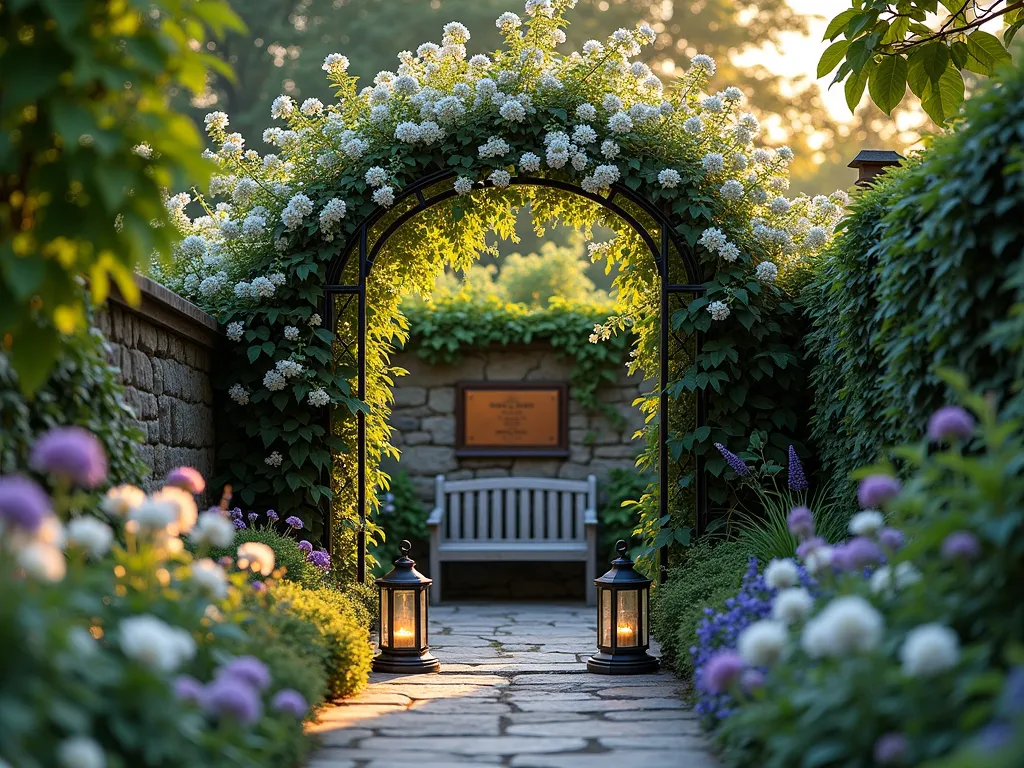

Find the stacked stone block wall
[[386, 345, 648, 506], [93, 276, 220, 490]]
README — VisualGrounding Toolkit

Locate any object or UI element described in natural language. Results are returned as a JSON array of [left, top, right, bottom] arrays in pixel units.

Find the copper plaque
[[457, 383, 568, 456]]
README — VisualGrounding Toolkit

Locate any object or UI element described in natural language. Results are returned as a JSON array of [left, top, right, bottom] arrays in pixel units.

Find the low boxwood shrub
[[346, 580, 380, 626], [208, 527, 328, 591], [270, 582, 372, 700], [651, 539, 751, 679]]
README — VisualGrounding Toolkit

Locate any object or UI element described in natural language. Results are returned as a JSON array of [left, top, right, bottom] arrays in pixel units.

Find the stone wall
[[385, 344, 647, 506], [93, 276, 220, 490]]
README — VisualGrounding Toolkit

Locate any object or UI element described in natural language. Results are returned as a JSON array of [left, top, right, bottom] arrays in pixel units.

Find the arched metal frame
[[322, 170, 709, 583]]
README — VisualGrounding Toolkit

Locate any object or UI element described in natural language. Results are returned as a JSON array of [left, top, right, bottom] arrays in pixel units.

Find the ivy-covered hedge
[[804, 62, 1024, 494], [403, 293, 628, 416]]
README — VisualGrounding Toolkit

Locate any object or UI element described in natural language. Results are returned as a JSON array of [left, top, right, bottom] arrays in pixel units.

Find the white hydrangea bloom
[[801, 596, 883, 658], [602, 93, 623, 112], [753, 147, 772, 164], [204, 111, 229, 131], [179, 235, 207, 260], [850, 510, 885, 537], [698, 227, 728, 252], [720, 179, 744, 200], [271, 95, 294, 120], [777, 145, 795, 164], [719, 243, 740, 263], [275, 359, 304, 379], [263, 369, 287, 392], [576, 103, 597, 121], [66, 517, 113, 559], [190, 512, 234, 548], [226, 321, 244, 342], [469, 54, 491, 69], [319, 198, 348, 240], [191, 558, 228, 599], [496, 11, 522, 31], [283, 326, 300, 341], [233, 281, 252, 299], [373, 186, 396, 208], [268, 272, 286, 286], [308, 314, 322, 327], [572, 124, 597, 145], [755, 261, 778, 283], [393, 74, 420, 95], [242, 213, 267, 237], [708, 301, 730, 321], [658, 169, 681, 188], [322, 53, 349, 73], [771, 587, 813, 625], [308, 387, 331, 407], [690, 53, 716, 74], [769, 196, 792, 215], [499, 99, 527, 122], [265, 451, 283, 467], [478, 136, 510, 159], [737, 620, 788, 666], [765, 558, 800, 589], [804, 226, 829, 250], [301, 98, 324, 116], [515, 152, 539, 173], [600, 139, 620, 159], [395, 121, 421, 143], [435, 95, 466, 124], [583, 40, 604, 56], [281, 193, 314, 231], [489, 169, 512, 188], [365, 167, 388, 187], [701, 152, 725, 174], [701, 95, 724, 113], [724, 86, 743, 101], [454, 176, 474, 195], [119, 615, 196, 672], [607, 111, 633, 133], [251, 276, 275, 299], [229, 384, 249, 405], [900, 624, 960, 677], [684, 116, 704, 135]]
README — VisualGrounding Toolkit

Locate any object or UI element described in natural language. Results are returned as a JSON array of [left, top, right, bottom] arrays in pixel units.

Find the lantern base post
[[372, 650, 440, 675], [586, 650, 659, 675]]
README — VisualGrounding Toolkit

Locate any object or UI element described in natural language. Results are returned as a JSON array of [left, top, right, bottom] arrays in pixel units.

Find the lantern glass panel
[[394, 589, 417, 648], [600, 588, 612, 646], [616, 589, 639, 648], [642, 588, 648, 645], [419, 589, 428, 641], [381, 588, 389, 645]]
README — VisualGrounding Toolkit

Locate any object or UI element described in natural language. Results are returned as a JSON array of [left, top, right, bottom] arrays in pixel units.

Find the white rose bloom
[[737, 620, 788, 666], [900, 624, 960, 677], [191, 558, 229, 599], [57, 737, 106, 768], [771, 587, 814, 625], [18, 543, 66, 582], [119, 614, 196, 672], [764, 558, 800, 589], [849, 510, 885, 537], [190, 512, 235, 548], [237, 542, 276, 576], [67, 517, 114, 558], [101, 485, 145, 517], [801, 595, 883, 658]]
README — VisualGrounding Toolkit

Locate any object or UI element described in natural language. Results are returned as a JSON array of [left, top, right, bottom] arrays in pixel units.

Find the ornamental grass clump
[[0, 428, 334, 767], [702, 372, 1024, 767]]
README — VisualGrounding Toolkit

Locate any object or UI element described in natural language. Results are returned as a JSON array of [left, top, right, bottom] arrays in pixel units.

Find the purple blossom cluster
[[787, 445, 807, 491], [307, 549, 331, 570], [173, 654, 308, 725], [714, 443, 750, 476]]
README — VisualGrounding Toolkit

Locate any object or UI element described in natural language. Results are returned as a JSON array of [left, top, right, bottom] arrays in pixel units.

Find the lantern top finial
[[376, 540, 432, 585], [615, 540, 627, 557], [400, 539, 412, 556], [595, 539, 651, 586]]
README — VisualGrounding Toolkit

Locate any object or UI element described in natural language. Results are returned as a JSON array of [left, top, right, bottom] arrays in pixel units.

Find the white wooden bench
[[427, 474, 598, 606]]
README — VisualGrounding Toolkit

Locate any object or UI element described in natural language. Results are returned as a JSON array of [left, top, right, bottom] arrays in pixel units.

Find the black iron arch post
[[323, 172, 708, 583]]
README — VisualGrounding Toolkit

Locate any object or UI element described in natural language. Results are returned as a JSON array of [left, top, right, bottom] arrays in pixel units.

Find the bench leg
[[585, 526, 597, 606]]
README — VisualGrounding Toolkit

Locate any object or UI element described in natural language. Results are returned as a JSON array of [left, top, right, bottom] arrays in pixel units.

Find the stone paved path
[[307, 603, 718, 768]]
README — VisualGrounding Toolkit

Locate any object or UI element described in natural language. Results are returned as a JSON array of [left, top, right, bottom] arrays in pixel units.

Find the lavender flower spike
[[787, 445, 808, 491], [714, 443, 749, 476]]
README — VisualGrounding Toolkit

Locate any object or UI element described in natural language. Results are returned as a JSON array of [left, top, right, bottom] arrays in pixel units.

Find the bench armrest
[[427, 506, 444, 527], [584, 506, 598, 526]]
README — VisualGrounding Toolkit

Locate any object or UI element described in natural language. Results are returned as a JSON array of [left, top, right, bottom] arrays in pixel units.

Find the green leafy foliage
[[804, 64, 1024, 499], [371, 471, 428, 577], [818, 1, 1018, 122], [0, 327, 147, 487], [0, 0, 243, 392], [270, 582, 373, 699], [650, 539, 751, 678], [597, 467, 652, 561], [206, 527, 328, 590]]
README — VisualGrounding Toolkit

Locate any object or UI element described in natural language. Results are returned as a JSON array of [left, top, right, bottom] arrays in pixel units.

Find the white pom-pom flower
[[771, 587, 813, 625], [801, 595, 883, 658], [764, 558, 800, 589], [900, 624, 960, 677], [737, 620, 788, 666], [849, 510, 885, 537]]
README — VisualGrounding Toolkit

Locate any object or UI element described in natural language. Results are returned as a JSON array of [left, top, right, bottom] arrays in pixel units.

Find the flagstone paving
[[307, 603, 718, 768]]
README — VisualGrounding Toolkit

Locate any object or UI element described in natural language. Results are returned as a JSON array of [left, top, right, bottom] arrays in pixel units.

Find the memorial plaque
[[456, 382, 568, 457]]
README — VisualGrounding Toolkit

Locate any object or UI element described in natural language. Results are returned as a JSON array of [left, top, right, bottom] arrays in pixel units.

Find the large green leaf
[[908, 41, 950, 88], [963, 30, 1011, 76], [823, 8, 859, 40], [868, 55, 909, 114], [920, 64, 965, 124], [817, 40, 850, 78], [845, 61, 872, 110]]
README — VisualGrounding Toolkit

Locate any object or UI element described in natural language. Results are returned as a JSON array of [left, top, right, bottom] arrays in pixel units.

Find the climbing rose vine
[[153, 0, 845, 573]]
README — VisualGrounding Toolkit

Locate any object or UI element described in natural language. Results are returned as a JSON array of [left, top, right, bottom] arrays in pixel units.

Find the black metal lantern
[[587, 540, 659, 675], [372, 540, 439, 674]]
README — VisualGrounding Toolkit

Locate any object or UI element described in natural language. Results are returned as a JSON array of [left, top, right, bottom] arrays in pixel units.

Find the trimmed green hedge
[[651, 539, 751, 679], [804, 62, 1024, 493], [208, 528, 328, 590], [271, 582, 373, 700]]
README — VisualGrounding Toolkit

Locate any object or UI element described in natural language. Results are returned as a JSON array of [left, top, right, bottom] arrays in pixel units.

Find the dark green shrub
[[0, 329, 147, 486], [208, 528, 328, 590], [309, 585, 372, 630], [598, 467, 651, 561], [344, 580, 380, 626], [804, 61, 1024, 494], [271, 582, 373, 700], [371, 471, 428, 576], [651, 539, 751, 678]]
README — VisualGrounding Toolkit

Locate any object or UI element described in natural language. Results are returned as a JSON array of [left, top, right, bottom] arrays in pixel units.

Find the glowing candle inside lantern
[[617, 625, 635, 646], [394, 627, 416, 647], [393, 590, 416, 648]]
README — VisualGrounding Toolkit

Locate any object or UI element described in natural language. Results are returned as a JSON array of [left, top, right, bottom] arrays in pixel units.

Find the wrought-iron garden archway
[[322, 171, 709, 583]]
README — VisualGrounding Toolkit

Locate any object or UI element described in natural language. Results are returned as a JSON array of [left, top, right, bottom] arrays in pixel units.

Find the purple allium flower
[[247, 512, 258, 524], [873, 733, 908, 764], [165, 467, 205, 494], [740, 669, 765, 693], [787, 506, 814, 539], [858, 475, 901, 509], [702, 651, 744, 694], [173, 675, 205, 704], [29, 427, 107, 488], [878, 527, 905, 552], [832, 537, 883, 571], [928, 406, 975, 443], [252, 581, 266, 593], [218, 656, 271, 691], [941, 531, 981, 562], [787, 446, 808, 491], [285, 516, 304, 530], [0, 475, 50, 532], [230, 507, 242, 520], [307, 549, 332, 570], [796, 536, 826, 559], [266, 509, 279, 522], [271, 688, 308, 717], [297, 540, 313, 554], [203, 676, 263, 724], [714, 443, 749, 476], [233, 518, 247, 530]]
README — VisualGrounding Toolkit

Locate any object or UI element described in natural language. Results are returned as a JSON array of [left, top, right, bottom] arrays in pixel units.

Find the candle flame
[[394, 628, 415, 637], [616, 625, 634, 635]]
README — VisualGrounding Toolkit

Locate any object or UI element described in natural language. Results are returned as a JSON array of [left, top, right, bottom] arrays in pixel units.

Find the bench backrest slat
[[436, 475, 593, 543]]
